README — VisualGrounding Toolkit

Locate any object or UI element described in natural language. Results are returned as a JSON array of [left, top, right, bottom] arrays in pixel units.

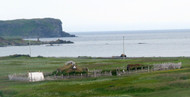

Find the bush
[[37, 55, 43, 58], [111, 70, 117, 76], [52, 70, 87, 76], [9, 54, 30, 58], [0, 91, 3, 97]]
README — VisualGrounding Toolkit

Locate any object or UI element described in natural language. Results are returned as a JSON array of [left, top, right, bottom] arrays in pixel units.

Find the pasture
[[0, 56, 190, 97]]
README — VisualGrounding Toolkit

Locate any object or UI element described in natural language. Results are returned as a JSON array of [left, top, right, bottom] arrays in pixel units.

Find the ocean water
[[0, 31, 190, 57]]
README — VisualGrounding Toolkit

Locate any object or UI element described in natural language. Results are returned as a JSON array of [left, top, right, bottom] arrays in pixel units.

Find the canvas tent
[[28, 72, 44, 82]]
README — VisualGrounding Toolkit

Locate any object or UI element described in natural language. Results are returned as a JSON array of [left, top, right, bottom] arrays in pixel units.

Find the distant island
[[0, 37, 73, 47], [0, 18, 75, 38]]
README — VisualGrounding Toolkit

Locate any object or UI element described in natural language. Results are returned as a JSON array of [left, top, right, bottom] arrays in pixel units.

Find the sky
[[0, 0, 190, 32]]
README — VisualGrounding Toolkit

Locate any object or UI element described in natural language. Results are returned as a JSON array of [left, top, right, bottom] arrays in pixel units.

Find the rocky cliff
[[0, 18, 75, 38]]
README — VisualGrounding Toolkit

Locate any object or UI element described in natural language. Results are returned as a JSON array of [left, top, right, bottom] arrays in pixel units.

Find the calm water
[[1, 31, 190, 57]]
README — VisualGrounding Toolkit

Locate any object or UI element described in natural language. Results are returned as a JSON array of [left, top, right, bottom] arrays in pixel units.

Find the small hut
[[53, 61, 88, 75], [120, 54, 127, 58]]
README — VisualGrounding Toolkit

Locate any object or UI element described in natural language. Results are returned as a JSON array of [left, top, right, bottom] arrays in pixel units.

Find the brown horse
[[127, 64, 142, 70]]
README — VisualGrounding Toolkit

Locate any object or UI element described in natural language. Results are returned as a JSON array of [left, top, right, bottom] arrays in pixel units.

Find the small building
[[120, 54, 127, 58], [53, 61, 88, 75]]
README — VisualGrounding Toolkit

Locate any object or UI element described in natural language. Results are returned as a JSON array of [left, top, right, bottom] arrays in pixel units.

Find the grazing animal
[[82, 68, 89, 72], [127, 64, 142, 70]]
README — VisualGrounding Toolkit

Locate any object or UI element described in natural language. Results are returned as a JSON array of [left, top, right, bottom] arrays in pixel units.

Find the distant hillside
[[0, 18, 75, 38]]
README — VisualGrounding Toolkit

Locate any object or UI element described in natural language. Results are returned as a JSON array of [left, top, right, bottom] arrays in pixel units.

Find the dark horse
[[127, 64, 142, 70]]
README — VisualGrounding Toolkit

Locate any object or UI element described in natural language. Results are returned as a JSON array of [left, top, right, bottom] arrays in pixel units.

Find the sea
[[1, 31, 190, 57]]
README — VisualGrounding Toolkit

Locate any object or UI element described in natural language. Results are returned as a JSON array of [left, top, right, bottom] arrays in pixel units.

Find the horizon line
[[68, 28, 190, 33]]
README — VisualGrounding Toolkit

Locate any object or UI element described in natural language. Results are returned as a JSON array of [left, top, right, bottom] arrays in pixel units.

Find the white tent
[[28, 72, 44, 82]]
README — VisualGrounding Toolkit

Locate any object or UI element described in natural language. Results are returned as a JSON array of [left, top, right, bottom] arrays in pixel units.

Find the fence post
[[94, 71, 96, 77], [116, 69, 118, 76], [151, 66, 153, 72], [62, 74, 63, 79], [135, 67, 137, 72], [117, 69, 121, 76], [129, 67, 131, 74], [123, 69, 125, 74], [141, 66, 143, 72], [148, 66, 150, 72], [54, 74, 56, 79]]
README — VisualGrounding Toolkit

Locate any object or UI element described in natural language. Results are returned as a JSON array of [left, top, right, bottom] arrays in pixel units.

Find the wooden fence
[[8, 62, 182, 81]]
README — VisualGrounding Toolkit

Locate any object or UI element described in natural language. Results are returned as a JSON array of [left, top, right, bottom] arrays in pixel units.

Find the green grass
[[0, 56, 190, 97]]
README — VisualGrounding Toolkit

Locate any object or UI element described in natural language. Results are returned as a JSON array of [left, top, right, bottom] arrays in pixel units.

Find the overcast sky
[[1, 0, 190, 32]]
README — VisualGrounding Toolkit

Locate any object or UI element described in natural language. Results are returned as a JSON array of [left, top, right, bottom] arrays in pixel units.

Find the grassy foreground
[[0, 56, 190, 97]]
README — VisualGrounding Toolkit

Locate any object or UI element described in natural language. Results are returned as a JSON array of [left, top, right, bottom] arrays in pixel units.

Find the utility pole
[[123, 36, 125, 55], [120, 36, 126, 59], [29, 40, 31, 56]]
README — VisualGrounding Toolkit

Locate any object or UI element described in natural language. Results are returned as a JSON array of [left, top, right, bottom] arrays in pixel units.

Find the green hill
[[0, 18, 75, 38]]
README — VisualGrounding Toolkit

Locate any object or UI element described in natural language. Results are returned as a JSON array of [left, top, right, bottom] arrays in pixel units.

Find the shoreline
[[1, 54, 189, 59], [0, 37, 74, 47]]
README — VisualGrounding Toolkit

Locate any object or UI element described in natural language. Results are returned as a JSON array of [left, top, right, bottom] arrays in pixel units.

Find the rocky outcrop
[[0, 18, 75, 38], [0, 37, 73, 47]]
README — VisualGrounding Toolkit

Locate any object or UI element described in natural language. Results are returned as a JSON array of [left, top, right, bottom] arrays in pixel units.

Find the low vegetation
[[0, 56, 190, 97]]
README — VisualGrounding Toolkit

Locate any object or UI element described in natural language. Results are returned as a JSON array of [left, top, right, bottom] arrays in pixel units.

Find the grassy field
[[0, 56, 190, 97]]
